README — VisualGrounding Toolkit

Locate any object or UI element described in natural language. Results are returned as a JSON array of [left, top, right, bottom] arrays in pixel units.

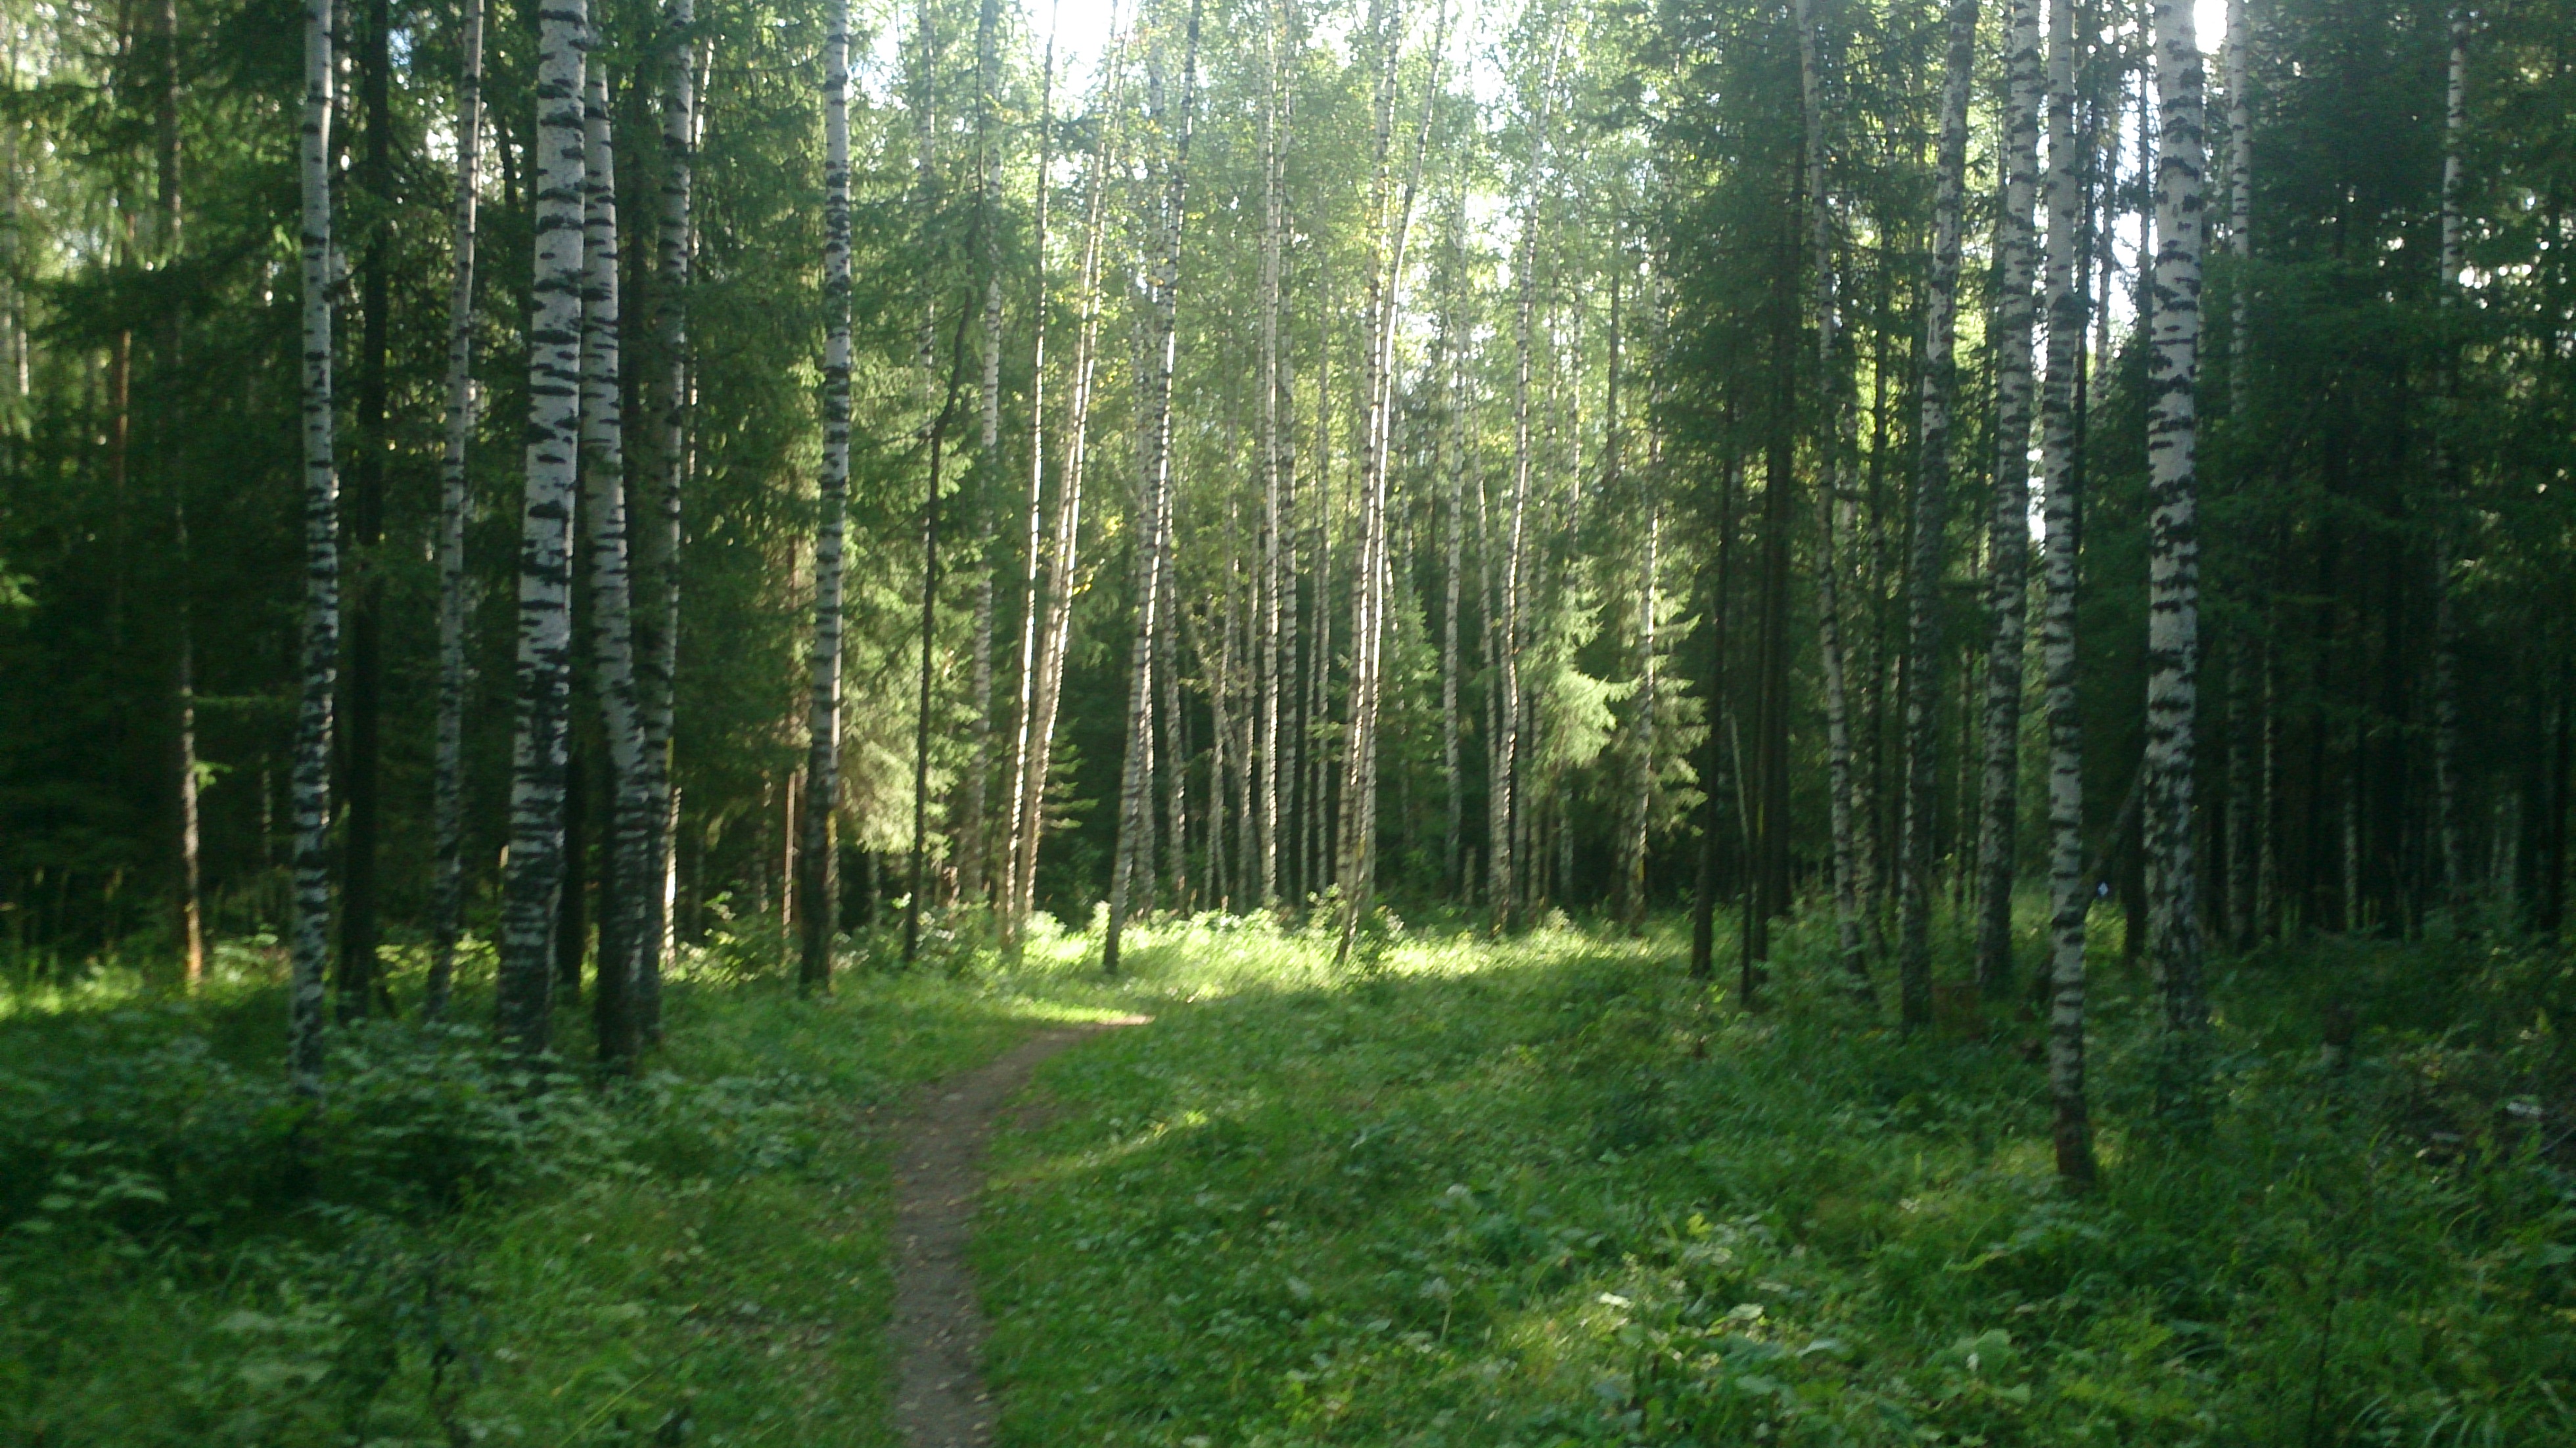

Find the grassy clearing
[[0, 918, 1129, 1448], [978, 912, 2576, 1447]]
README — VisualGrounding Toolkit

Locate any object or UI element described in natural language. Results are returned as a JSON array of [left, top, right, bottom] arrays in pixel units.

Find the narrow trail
[[886, 1016, 1149, 1447]]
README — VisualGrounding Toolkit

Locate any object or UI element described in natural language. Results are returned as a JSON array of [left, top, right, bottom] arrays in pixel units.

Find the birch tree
[[1897, 0, 1979, 1031], [1103, 0, 1202, 978], [637, 0, 698, 1039], [497, 0, 589, 1058], [288, 0, 340, 1089], [1437, 189, 1467, 897], [1338, 0, 1444, 959], [578, 65, 653, 1063], [1000, 19, 1057, 947], [1007, 18, 1126, 933], [1257, 0, 1295, 907], [1491, 43, 1557, 933], [1975, 0, 2046, 1001], [2144, 0, 2209, 1077], [427, 0, 483, 1020], [799, 0, 854, 992], [2038, 0, 2093, 1185], [963, 0, 1004, 907], [1793, 0, 1869, 993]]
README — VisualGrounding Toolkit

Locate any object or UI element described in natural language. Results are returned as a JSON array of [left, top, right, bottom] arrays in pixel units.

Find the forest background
[[5, 0, 2575, 1022], [4, 0, 2576, 1438]]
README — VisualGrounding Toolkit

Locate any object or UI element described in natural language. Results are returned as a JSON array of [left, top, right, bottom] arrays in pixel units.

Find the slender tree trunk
[[150, 0, 200, 991], [1103, 0, 1202, 976], [1976, 0, 2046, 1001], [1438, 204, 1465, 898], [1156, 548, 1189, 905], [1337, 0, 1444, 956], [289, 0, 341, 1090], [497, 0, 588, 1060], [1306, 314, 1332, 903], [578, 66, 651, 1064], [2224, 0, 2251, 419], [2430, 8, 2469, 913], [1624, 505, 1659, 934], [1794, 0, 1870, 993], [905, 317, 971, 964], [1001, 26, 1057, 947], [338, 0, 392, 1020], [636, 0, 697, 1041], [1690, 451, 1739, 980], [1258, 0, 1293, 907], [2225, 655, 2253, 946], [1492, 49, 1555, 933], [800, 0, 854, 992], [559, 727, 589, 999], [428, 0, 484, 1020], [2542, 669, 2573, 937], [1337, 0, 1400, 955], [1748, 360, 1796, 993], [1897, 0, 1979, 1031], [1011, 24, 1122, 930], [2144, 0, 2209, 1081], [2039, 0, 2094, 1187], [963, 0, 1004, 908]]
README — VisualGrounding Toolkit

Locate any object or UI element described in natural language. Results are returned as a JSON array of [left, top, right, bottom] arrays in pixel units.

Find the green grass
[[8, 905, 2574, 1446], [0, 916, 1127, 1448], [977, 912, 2576, 1447]]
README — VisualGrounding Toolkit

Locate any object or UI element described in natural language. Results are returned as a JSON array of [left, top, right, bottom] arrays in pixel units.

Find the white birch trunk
[[1104, 0, 1201, 974], [1794, 0, 1870, 992], [2224, 0, 2251, 419], [801, 0, 855, 988], [1257, 0, 1293, 907], [2038, 0, 2094, 1185], [1491, 48, 1555, 932], [963, 0, 1003, 907], [290, 0, 340, 1087], [1975, 0, 2046, 999], [2144, 0, 2209, 1055], [1156, 549, 1189, 903], [497, 0, 587, 1059], [1338, 0, 1444, 954], [1898, 0, 1980, 1030], [1001, 26, 1057, 946], [1011, 26, 1124, 928], [579, 69, 651, 1060]]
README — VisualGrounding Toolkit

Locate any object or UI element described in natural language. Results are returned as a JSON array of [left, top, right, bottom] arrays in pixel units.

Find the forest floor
[[3, 906, 2572, 1446]]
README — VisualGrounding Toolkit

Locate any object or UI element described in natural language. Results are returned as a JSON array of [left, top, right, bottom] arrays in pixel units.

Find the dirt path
[[886, 1017, 1147, 1447]]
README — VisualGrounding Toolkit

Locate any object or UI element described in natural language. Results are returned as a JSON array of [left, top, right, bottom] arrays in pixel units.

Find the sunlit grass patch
[[976, 915, 2576, 1447]]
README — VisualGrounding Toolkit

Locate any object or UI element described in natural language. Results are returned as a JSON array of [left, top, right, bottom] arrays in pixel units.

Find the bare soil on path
[[886, 1016, 1147, 1447]]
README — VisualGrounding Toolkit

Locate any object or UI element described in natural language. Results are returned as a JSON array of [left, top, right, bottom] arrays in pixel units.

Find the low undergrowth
[[978, 913, 2576, 1447], [0, 918, 1113, 1448]]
